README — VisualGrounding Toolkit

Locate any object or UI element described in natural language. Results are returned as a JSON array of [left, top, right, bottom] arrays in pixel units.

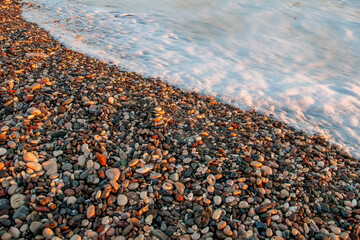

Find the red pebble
[[35, 206, 51, 212], [0, 189, 7, 197], [97, 154, 107, 166], [175, 194, 184, 202]]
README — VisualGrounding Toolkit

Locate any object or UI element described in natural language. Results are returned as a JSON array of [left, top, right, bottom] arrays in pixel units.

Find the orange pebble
[[97, 154, 107, 166]]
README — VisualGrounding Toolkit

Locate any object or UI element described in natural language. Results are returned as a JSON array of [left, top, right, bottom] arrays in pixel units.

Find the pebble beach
[[0, 0, 360, 239]]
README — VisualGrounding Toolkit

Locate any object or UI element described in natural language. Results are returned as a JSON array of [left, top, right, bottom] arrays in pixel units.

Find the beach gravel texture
[[0, 0, 360, 239]]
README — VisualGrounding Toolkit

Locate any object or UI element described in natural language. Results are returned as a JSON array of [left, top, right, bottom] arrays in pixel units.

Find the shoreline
[[1, 1, 360, 240]]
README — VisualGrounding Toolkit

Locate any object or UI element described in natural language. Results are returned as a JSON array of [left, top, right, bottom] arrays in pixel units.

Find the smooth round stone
[[70, 234, 82, 240], [117, 194, 128, 206], [128, 182, 139, 190], [212, 209, 222, 220], [23, 152, 37, 162], [207, 175, 216, 186], [238, 201, 249, 209], [280, 189, 290, 198], [217, 221, 227, 230], [9, 227, 20, 238], [67, 196, 77, 205], [0, 147, 7, 156], [77, 155, 86, 166], [273, 128, 282, 135], [214, 196, 222, 205], [250, 161, 262, 168], [331, 226, 341, 235], [7, 141, 16, 148], [29, 221, 42, 234], [317, 161, 325, 168], [225, 196, 235, 203], [106, 168, 120, 181], [191, 232, 201, 240], [87, 205, 96, 219], [62, 163, 73, 171], [339, 232, 349, 239], [183, 158, 192, 164], [163, 182, 173, 191], [43, 228, 54, 239], [10, 194, 26, 209], [27, 107, 41, 115], [261, 165, 273, 175], [266, 228, 273, 237], [108, 97, 114, 104], [8, 184, 18, 195], [1, 233, 12, 240]]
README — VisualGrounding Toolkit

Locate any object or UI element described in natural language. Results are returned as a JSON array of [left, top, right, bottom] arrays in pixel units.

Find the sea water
[[22, 0, 360, 157]]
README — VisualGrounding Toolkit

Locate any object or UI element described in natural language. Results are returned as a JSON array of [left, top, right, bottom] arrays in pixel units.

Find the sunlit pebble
[[0, 126, 9, 132], [163, 182, 173, 191], [27, 107, 41, 116]]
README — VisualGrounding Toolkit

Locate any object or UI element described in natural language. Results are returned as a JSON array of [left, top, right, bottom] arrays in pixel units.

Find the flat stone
[[30, 221, 42, 235], [53, 150, 63, 157], [0, 148, 7, 156], [106, 168, 120, 181], [42, 158, 57, 176], [43, 228, 54, 239], [86, 205, 96, 219], [239, 201, 249, 208], [214, 196, 222, 205], [9, 227, 20, 238], [27, 162, 43, 171], [117, 194, 128, 206], [135, 165, 153, 174], [212, 209, 222, 220], [128, 182, 139, 190], [183, 158, 192, 164], [250, 161, 262, 168], [27, 107, 41, 115], [152, 229, 169, 240], [12, 205, 30, 220], [331, 226, 341, 235], [174, 182, 185, 195], [261, 165, 273, 175], [23, 152, 37, 162], [207, 174, 216, 186], [10, 194, 26, 209]]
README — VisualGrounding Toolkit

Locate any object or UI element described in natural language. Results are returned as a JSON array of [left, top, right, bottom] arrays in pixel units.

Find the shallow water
[[22, 0, 360, 157]]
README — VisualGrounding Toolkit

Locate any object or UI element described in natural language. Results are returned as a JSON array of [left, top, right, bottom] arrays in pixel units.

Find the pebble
[[26, 162, 43, 171], [174, 182, 185, 195], [43, 228, 54, 239], [207, 174, 216, 185], [251, 161, 262, 168], [331, 226, 341, 235], [29, 221, 42, 234], [23, 152, 37, 162], [212, 209, 222, 220], [10, 194, 25, 209], [117, 194, 128, 206], [9, 227, 20, 238], [214, 196, 222, 205], [105, 168, 120, 180], [0, 147, 7, 156], [238, 201, 249, 208], [86, 205, 96, 219]]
